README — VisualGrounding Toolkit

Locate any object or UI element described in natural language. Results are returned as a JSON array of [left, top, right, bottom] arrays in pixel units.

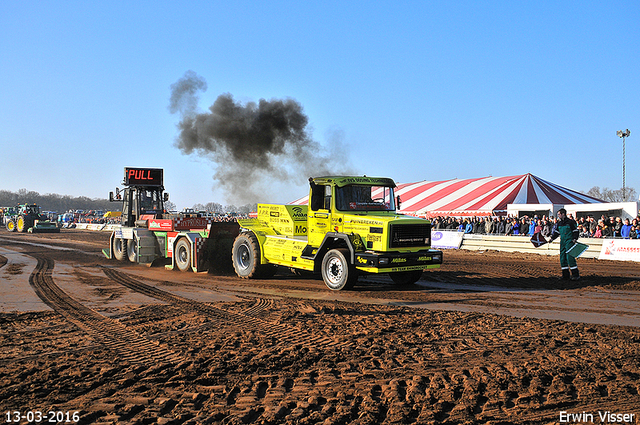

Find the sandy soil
[[1, 229, 639, 424]]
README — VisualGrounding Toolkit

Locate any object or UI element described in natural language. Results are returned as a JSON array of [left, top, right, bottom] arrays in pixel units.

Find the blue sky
[[1, 1, 638, 209]]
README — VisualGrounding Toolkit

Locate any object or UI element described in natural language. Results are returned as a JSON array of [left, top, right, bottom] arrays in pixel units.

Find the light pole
[[617, 129, 631, 201]]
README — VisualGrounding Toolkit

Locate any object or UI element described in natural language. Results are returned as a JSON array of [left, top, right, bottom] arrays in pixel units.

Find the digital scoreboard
[[124, 168, 163, 186]]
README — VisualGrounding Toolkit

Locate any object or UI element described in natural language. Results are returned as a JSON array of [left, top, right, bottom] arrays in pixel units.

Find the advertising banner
[[599, 239, 640, 262], [431, 230, 464, 249]]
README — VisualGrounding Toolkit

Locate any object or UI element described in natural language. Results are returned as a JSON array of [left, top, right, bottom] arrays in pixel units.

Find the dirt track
[[1, 229, 639, 424]]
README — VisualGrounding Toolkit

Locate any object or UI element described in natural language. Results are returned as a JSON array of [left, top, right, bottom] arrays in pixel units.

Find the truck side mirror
[[396, 195, 402, 209], [109, 192, 114, 202], [164, 193, 169, 202]]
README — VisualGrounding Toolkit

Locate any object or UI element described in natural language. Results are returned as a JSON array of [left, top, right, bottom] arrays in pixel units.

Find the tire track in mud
[[27, 254, 182, 364], [240, 297, 275, 318], [102, 267, 349, 350]]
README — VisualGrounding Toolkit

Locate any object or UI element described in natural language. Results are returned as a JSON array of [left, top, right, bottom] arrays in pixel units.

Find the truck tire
[[6, 219, 16, 232], [127, 239, 137, 263], [390, 270, 423, 286], [321, 248, 358, 290], [174, 238, 191, 272], [232, 233, 272, 278], [112, 237, 128, 261]]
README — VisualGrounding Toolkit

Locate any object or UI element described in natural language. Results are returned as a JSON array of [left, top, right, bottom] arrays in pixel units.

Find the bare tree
[[204, 202, 224, 213], [0, 189, 112, 212], [586, 186, 637, 202], [224, 205, 238, 213], [237, 203, 258, 214]]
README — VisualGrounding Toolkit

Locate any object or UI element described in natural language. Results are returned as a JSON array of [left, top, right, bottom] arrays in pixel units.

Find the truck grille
[[390, 223, 431, 248]]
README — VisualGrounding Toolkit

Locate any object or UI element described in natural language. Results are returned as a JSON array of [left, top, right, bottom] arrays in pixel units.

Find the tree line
[[189, 202, 258, 215], [585, 186, 637, 202], [0, 189, 258, 215], [0, 189, 113, 212]]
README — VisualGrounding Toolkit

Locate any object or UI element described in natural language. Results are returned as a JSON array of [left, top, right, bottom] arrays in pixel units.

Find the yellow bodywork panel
[[263, 235, 315, 270], [256, 204, 308, 236]]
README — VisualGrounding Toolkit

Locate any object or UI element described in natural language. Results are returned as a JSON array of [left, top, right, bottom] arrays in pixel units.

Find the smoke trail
[[168, 70, 207, 117], [169, 71, 353, 203]]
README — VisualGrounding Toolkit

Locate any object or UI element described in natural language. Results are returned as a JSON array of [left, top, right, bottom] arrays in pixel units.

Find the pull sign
[[124, 168, 163, 186]]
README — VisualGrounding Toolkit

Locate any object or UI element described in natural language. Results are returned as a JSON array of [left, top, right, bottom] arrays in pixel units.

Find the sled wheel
[[112, 237, 128, 261], [390, 270, 423, 286], [127, 239, 137, 263], [175, 238, 191, 272], [321, 248, 358, 291]]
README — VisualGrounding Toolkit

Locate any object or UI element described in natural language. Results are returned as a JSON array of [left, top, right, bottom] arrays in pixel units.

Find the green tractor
[[6, 204, 60, 233], [3, 207, 17, 232]]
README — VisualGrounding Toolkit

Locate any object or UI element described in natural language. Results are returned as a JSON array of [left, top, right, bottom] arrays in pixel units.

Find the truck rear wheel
[[390, 270, 423, 286], [232, 233, 271, 278], [321, 248, 358, 291], [174, 238, 191, 272], [112, 237, 128, 261]]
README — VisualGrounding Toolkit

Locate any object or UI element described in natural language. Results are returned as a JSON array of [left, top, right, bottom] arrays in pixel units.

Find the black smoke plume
[[169, 71, 352, 203]]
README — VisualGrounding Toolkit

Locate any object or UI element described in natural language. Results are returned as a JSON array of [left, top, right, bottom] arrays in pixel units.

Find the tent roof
[[290, 174, 604, 216], [395, 174, 603, 216]]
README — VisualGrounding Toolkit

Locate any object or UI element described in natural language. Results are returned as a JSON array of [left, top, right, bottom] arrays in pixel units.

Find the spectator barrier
[[459, 233, 603, 259], [455, 232, 640, 262]]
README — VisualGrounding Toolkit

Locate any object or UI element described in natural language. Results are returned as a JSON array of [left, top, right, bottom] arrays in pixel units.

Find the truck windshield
[[335, 185, 395, 211]]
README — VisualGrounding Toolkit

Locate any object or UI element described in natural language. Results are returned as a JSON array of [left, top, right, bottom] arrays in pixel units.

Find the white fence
[[434, 231, 640, 262]]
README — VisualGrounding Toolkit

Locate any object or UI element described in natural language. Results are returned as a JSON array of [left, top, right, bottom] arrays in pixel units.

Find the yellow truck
[[233, 176, 443, 290]]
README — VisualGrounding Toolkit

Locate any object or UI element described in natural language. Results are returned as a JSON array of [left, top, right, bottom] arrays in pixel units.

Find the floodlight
[[617, 129, 631, 201]]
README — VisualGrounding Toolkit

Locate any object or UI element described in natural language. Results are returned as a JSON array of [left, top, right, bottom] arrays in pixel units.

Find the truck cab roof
[[310, 176, 396, 188]]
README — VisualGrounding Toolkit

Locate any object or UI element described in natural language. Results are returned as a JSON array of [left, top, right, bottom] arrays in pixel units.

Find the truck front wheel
[[321, 248, 358, 291], [6, 219, 16, 232]]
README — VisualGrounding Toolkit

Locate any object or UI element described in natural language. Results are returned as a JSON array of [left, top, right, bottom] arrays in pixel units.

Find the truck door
[[308, 184, 332, 247]]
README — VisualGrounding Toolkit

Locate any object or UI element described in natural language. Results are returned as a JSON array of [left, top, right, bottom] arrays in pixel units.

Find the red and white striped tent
[[290, 174, 604, 217], [394, 174, 603, 217]]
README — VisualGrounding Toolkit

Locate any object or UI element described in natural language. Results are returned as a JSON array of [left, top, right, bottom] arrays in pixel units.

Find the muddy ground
[[0, 229, 639, 424]]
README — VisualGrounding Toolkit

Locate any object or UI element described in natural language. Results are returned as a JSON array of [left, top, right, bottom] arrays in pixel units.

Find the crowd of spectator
[[431, 213, 640, 239], [73, 211, 249, 225]]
